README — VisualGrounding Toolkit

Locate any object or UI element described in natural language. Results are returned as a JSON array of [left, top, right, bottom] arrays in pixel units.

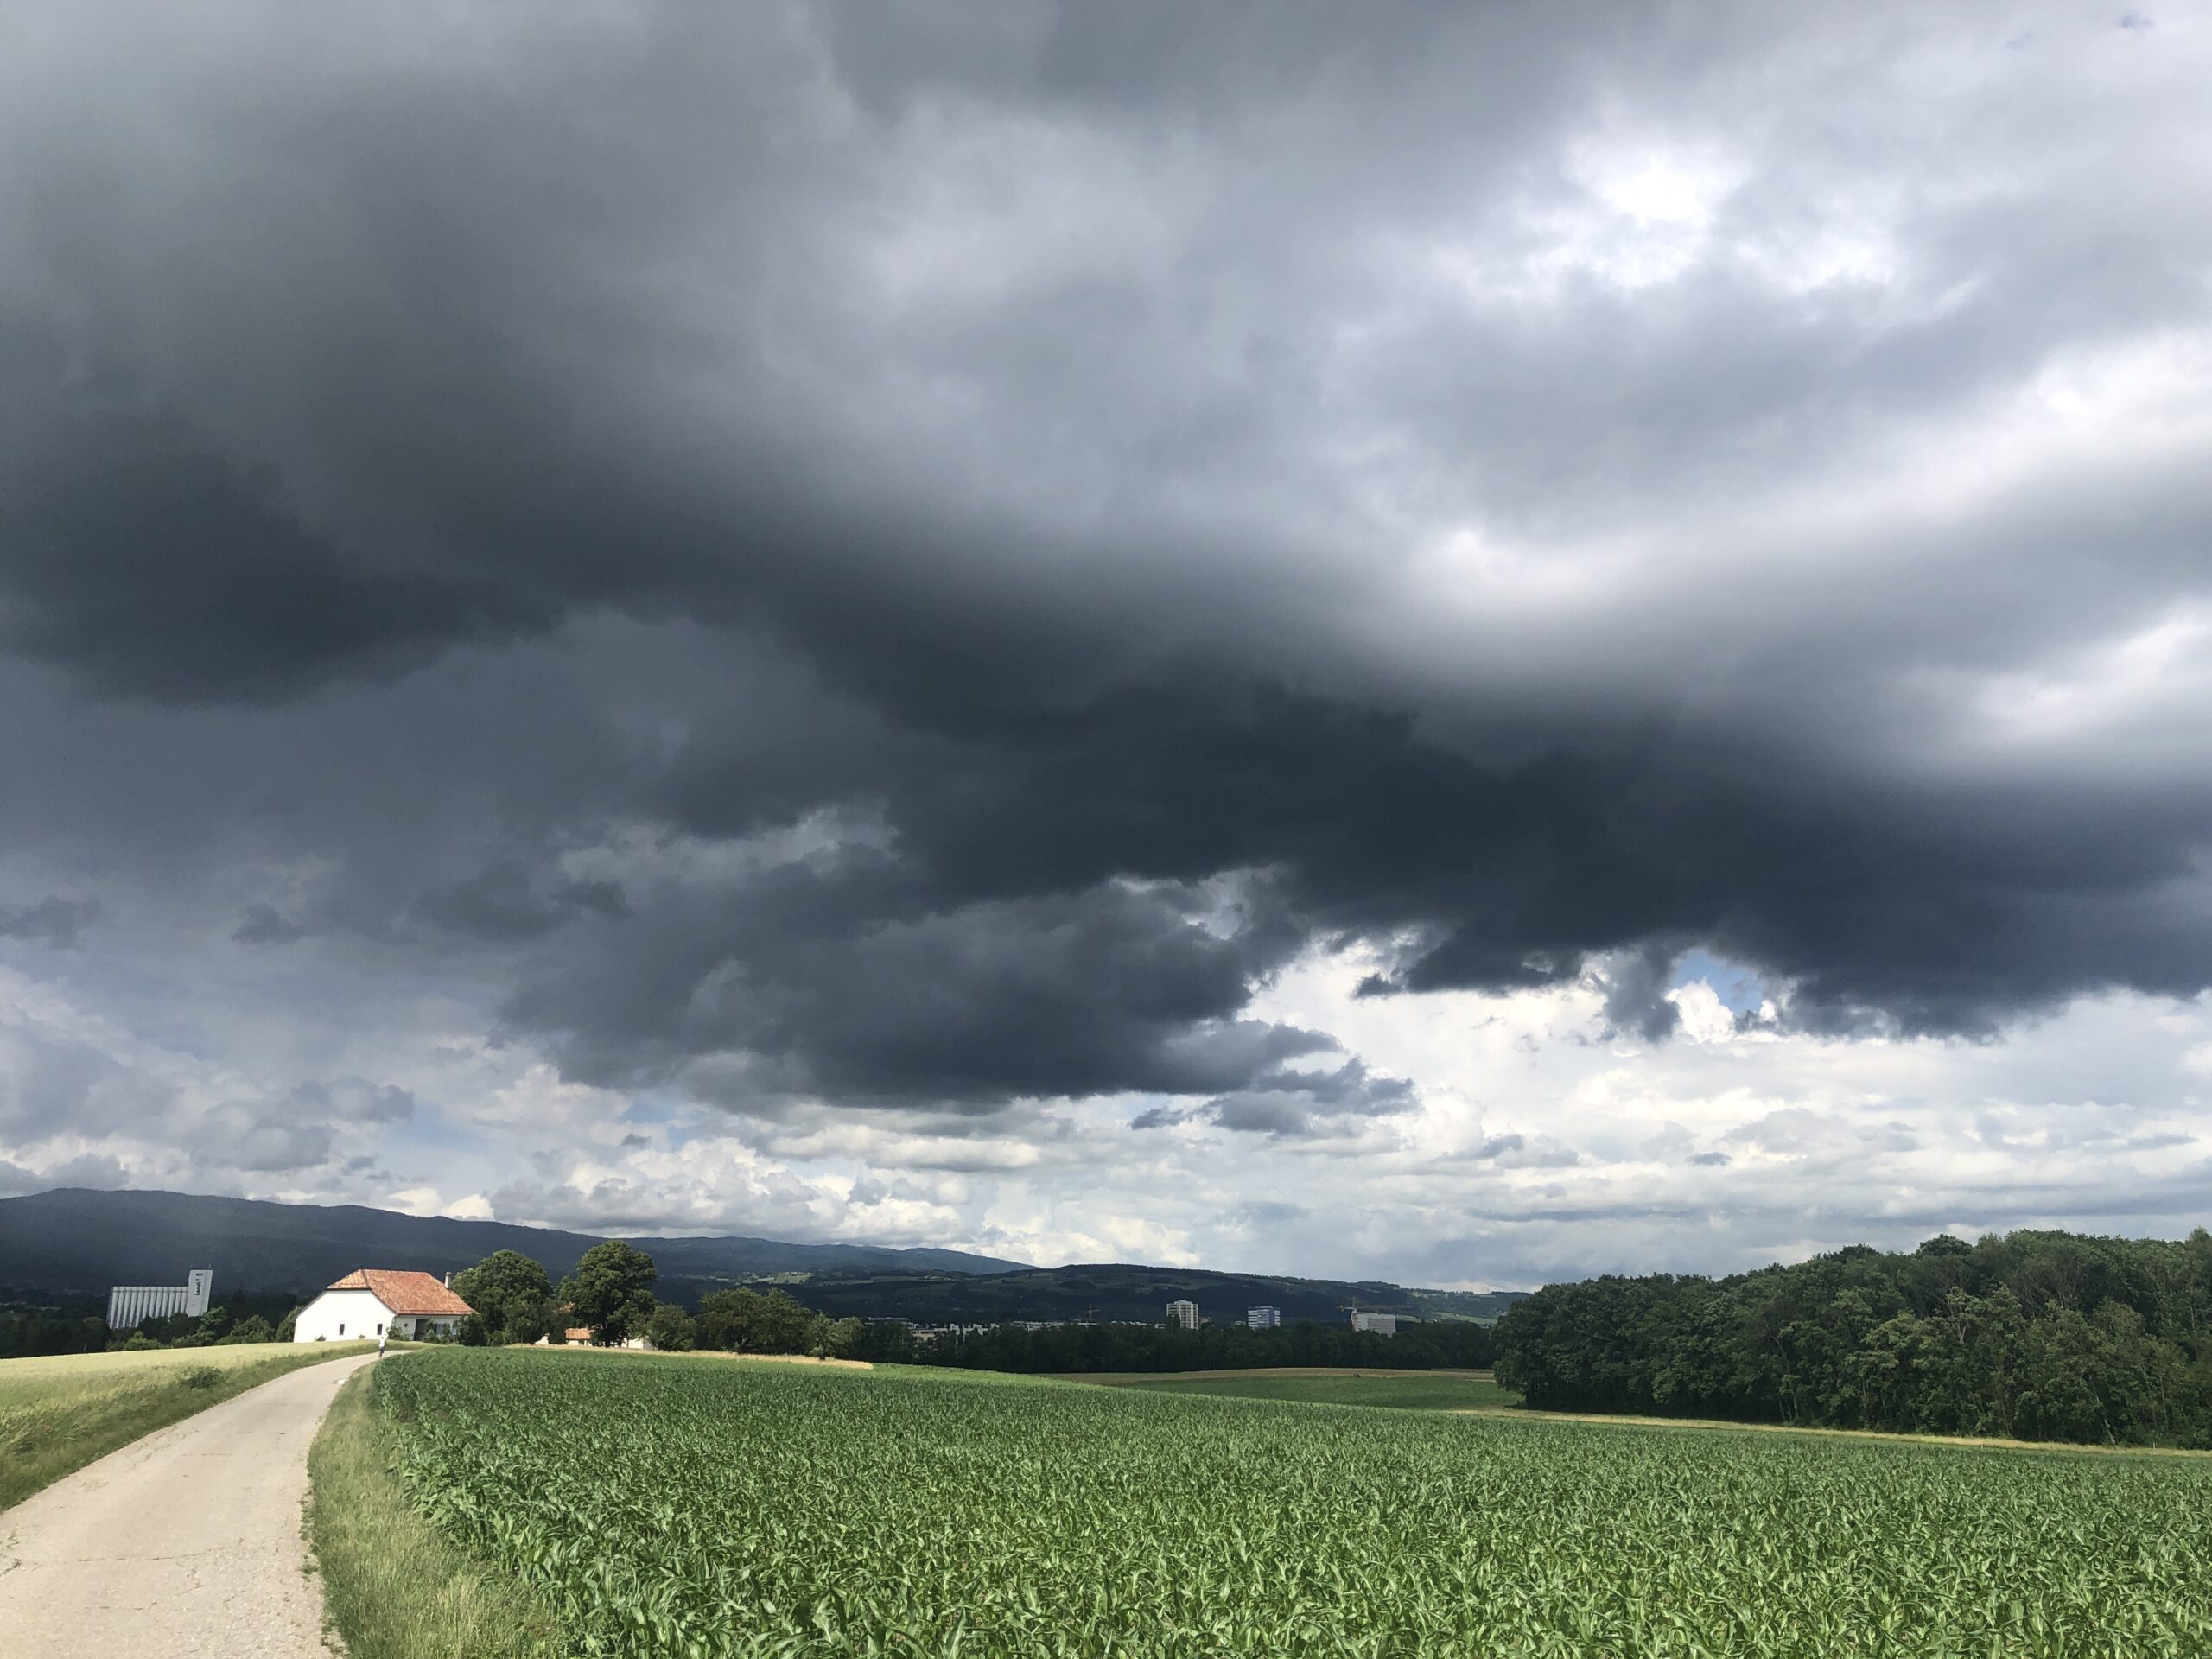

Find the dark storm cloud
[[0, 360, 553, 702], [0, 0, 2208, 1131], [410, 862, 627, 944], [0, 898, 101, 950], [505, 862, 1326, 1109]]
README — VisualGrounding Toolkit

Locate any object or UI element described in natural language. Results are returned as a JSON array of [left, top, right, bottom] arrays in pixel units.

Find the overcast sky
[[3, 2, 2208, 1288]]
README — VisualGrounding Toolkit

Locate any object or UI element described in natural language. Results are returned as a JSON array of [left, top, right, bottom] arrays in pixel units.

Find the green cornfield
[[373, 1350, 2212, 1657]]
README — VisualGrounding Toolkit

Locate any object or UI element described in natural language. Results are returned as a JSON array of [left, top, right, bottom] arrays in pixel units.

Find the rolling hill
[[0, 1188, 1026, 1306], [0, 1188, 1528, 1328]]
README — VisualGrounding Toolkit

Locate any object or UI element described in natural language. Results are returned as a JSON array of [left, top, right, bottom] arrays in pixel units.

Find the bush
[[179, 1365, 223, 1389]]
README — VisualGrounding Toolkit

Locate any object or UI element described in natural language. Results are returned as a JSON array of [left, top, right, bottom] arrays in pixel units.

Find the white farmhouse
[[292, 1268, 474, 1343]]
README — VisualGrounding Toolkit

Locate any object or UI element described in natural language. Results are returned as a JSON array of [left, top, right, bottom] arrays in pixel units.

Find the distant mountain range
[[0, 1188, 1026, 1306], [0, 1187, 1528, 1326]]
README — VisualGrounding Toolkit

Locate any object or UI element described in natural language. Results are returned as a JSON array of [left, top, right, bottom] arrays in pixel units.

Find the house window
[[338, 1323, 346, 1335], [376, 1323, 384, 1335]]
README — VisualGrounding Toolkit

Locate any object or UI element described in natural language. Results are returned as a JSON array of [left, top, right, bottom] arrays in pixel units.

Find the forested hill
[[0, 1188, 1026, 1302], [1495, 1229, 2212, 1447]]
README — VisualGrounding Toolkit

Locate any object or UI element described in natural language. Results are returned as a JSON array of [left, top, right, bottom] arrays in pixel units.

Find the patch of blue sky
[[1671, 947, 1765, 1013], [620, 1091, 698, 1145]]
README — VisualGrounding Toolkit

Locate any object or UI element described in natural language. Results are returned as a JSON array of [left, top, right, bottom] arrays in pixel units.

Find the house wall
[[292, 1288, 392, 1343]]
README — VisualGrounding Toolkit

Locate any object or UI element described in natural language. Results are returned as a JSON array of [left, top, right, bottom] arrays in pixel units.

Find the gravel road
[[0, 1352, 379, 1657]]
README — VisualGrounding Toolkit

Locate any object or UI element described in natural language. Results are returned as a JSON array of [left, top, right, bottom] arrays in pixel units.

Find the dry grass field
[[0, 1340, 372, 1510]]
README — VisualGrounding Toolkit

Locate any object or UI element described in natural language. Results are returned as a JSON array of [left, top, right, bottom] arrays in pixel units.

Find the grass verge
[[0, 1340, 373, 1510], [308, 1363, 565, 1659]]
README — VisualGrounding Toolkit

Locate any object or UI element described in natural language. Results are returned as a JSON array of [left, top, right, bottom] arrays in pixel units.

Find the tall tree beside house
[[560, 1240, 658, 1345], [452, 1249, 556, 1341]]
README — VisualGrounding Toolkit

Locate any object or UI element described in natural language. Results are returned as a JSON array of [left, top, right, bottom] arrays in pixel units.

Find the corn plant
[[375, 1350, 2212, 1657]]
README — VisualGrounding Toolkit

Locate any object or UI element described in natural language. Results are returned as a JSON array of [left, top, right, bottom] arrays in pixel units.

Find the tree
[[697, 1287, 766, 1351], [559, 1240, 658, 1345], [452, 1249, 556, 1340], [217, 1314, 276, 1344], [645, 1301, 697, 1352], [504, 1299, 558, 1346], [168, 1305, 233, 1348], [753, 1290, 821, 1355]]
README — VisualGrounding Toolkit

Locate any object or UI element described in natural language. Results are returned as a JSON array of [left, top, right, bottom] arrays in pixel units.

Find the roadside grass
[[308, 1364, 565, 1659], [0, 1340, 374, 1511], [1072, 1366, 1521, 1411]]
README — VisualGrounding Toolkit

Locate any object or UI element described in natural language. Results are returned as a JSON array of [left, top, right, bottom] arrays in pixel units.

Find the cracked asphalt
[[0, 1353, 379, 1656]]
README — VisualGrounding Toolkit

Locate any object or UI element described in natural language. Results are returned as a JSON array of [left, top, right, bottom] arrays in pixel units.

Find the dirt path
[[0, 1351, 379, 1657]]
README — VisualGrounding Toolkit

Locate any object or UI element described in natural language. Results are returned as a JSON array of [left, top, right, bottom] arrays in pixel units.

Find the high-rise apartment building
[[1166, 1299, 1199, 1330]]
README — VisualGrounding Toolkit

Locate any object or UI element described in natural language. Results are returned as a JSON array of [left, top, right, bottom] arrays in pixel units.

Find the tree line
[[1, 1295, 296, 1357], [447, 1243, 1501, 1372], [452, 1243, 874, 1358], [1493, 1229, 2212, 1446], [888, 1315, 1499, 1374]]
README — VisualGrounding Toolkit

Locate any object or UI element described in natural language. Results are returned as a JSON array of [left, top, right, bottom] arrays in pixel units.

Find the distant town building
[[292, 1268, 474, 1343], [1247, 1305, 1282, 1330], [106, 1268, 213, 1332], [1350, 1310, 1398, 1337], [1166, 1299, 1199, 1330]]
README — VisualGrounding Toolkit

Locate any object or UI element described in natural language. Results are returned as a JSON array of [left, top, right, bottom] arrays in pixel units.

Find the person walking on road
[[378, 1325, 388, 1355]]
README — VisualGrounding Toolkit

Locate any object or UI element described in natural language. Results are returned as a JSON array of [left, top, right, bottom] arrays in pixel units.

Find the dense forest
[[1494, 1230, 2212, 1446]]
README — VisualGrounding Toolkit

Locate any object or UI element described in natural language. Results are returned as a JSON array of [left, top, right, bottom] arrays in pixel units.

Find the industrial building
[[1350, 1310, 1398, 1336], [106, 1269, 213, 1332], [1247, 1305, 1281, 1329]]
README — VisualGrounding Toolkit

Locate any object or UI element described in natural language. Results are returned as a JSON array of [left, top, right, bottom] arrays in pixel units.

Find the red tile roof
[[327, 1268, 475, 1317]]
